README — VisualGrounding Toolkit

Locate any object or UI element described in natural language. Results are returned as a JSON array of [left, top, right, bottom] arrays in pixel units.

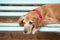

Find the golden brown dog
[[18, 4, 60, 34]]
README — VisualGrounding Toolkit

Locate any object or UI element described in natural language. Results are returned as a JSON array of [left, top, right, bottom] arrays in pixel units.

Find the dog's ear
[[33, 18, 40, 29], [18, 16, 24, 27]]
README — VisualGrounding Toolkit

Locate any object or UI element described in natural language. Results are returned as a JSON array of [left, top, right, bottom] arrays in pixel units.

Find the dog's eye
[[29, 21, 32, 24]]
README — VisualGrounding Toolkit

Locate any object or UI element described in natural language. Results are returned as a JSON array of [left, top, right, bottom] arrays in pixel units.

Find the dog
[[18, 4, 60, 34]]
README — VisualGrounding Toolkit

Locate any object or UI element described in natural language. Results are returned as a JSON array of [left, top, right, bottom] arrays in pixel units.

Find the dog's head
[[18, 11, 42, 34]]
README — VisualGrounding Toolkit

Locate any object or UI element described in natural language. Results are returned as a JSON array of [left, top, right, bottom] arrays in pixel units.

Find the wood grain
[[0, 32, 59, 40], [0, 16, 19, 23]]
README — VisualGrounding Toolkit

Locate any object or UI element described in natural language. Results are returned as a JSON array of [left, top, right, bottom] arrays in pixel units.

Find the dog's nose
[[24, 30, 27, 33]]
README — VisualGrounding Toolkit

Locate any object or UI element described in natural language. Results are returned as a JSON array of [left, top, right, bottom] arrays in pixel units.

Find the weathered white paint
[[0, 23, 60, 32], [0, 6, 38, 10], [0, 0, 59, 4], [0, 12, 28, 16]]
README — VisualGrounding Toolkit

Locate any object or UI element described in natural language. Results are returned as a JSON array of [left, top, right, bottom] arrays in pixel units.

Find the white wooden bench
[[0, 0, 60, 32]]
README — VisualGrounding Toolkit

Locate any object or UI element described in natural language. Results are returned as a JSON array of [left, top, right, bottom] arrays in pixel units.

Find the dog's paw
[[32, 31, 36, 34], [32, 28, 39, 34]]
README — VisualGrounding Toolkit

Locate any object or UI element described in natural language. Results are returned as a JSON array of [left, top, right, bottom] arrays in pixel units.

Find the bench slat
[[0, 12, 28, 16], [0, 27, 59, 32], [0, 6, 38, 10], [0, 23, 60, 32], [0, 23, 60, 27], [0, 0, 59, 4], [0, 10, 30, 12]]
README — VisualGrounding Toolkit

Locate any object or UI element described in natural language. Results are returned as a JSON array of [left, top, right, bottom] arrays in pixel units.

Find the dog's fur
[[18, 4, 60, 34]]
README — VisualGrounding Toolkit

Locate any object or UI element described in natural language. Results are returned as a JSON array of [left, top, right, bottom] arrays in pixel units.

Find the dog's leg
[[32, 17, 59, 34]]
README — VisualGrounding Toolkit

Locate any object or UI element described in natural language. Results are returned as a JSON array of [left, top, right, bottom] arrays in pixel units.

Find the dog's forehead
[[24, 15, 32, 22]]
